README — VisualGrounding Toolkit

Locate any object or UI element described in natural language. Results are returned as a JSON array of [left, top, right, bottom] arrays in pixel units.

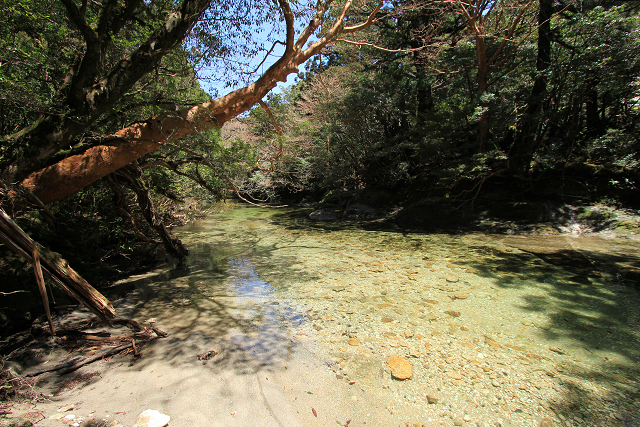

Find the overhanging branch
[[335, 39, 426, 53], [18, 0, 385, 207]]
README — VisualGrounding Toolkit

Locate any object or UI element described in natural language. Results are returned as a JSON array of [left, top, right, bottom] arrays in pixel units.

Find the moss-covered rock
[[309, 208, 343, 221], [531, 224, 560, 235], [614, 220, 640, 234], [319, 190, 352, 206], [577, 207, 616, 223]]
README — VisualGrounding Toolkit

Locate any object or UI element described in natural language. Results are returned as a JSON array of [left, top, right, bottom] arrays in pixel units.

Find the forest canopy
[[0, 0, 384, 205], [243, 0, 640, 203]]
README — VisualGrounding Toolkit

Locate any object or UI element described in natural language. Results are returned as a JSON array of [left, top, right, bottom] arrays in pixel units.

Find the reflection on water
[[131, 205, 639, 426], [225, 256, 304, 363], [228, 257, 274, 299]]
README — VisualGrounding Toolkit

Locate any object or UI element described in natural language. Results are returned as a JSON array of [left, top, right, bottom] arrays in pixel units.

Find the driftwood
[[32, 246, 55, 336], [27, 343, 132, 377], [0, 209, 116, 326], [26, 317, 168, 377]]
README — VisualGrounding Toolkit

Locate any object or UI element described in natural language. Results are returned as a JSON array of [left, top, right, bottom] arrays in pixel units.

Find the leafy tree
[[0, 0, 385, 210], [263, 0, 639, 205], [509, 3, 640, 176]]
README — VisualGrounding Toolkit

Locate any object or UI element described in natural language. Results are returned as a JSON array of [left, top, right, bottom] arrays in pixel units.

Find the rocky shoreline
[[290, 237, 640, 427], [306, 198, 640, 240]]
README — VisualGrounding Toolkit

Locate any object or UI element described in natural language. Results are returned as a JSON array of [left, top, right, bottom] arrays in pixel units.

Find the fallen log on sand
[[0, 209, 116, 333]]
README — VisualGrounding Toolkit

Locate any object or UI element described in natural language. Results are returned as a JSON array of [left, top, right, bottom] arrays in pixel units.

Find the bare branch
[[277, 0, 296, 53], [296, 0, 335, 50], [256, 100, 284, 173], [0, 290, 28, 296], [343, 1, 383, 34], [32, 246, 55, 336], [487, 0, 536, 67], [314, 0, 354, 46], [142, 159, 224, 198], [335, 39, 426, 53], [257, 100, 283, 136], [60, 0, 98, 45], [243, 41, 287, 75]]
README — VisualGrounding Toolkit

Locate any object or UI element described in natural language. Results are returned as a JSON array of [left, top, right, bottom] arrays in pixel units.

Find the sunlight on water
[[225, 256, 304, 363], [135, 205, 640, 426]]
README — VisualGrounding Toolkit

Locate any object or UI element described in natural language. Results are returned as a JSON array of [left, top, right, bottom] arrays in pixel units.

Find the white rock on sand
[[134, 409, 170, 427]]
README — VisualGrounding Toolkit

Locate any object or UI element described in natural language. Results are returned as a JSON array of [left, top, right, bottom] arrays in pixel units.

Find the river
[[121, 205, 640, 426]]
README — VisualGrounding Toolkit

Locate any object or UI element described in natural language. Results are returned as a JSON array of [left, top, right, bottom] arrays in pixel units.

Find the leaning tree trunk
[[585, 77, 603, 139], [0, 0, 385, 329], [0, 209, 116, 325], [118, 163, 190, 261], [507, 0, 553, 175], [8, 0, 383, 209], [0, 0, 213, 187]]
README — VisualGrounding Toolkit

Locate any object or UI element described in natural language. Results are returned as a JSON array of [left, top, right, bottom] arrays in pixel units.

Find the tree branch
[[335, 38, 426, 53], [343, 1, 383, 34], [2, 0, 213, 186], [486, 0, 536, 68], [18, 0, 385, 206]]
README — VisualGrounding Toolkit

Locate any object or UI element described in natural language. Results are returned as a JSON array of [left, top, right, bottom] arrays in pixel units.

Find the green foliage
[[232, 0, 639, 207], [0, 0, 265, 285], [1, 0, 639, 299], [0, 0, 74, 135], [541, 5, 640, 163]]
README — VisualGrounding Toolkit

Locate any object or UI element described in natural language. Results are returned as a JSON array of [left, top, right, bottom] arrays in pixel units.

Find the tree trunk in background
[[120, 163, 190, 261], [585, 78, 603, 138], [416, 68, 434, 127], [449, 0, 536, 153], [507, 0, 553, 175], [475, 35, 490, 152]]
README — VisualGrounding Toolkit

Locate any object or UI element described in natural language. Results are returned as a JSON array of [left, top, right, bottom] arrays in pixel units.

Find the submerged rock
[[0, 419, 33, 427], [309, 208, 343, 221], [342, 203, 380, 219], [387, 355, 413, 379]]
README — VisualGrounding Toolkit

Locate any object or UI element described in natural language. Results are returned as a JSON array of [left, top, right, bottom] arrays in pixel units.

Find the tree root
[[25, 317, 168, 377], [0, 360, 42, 403]]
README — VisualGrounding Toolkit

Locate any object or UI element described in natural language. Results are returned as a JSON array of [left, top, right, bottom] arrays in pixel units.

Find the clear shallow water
[[131, 205, 640, 426]]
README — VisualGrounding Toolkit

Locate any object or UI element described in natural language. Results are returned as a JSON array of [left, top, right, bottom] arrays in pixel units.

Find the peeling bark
[[15, 0, 383, 207], [1, 0, 213, 185]]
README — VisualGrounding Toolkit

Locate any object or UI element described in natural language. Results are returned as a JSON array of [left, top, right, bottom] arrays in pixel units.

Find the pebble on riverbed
[[386, 355, 413, 379]]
